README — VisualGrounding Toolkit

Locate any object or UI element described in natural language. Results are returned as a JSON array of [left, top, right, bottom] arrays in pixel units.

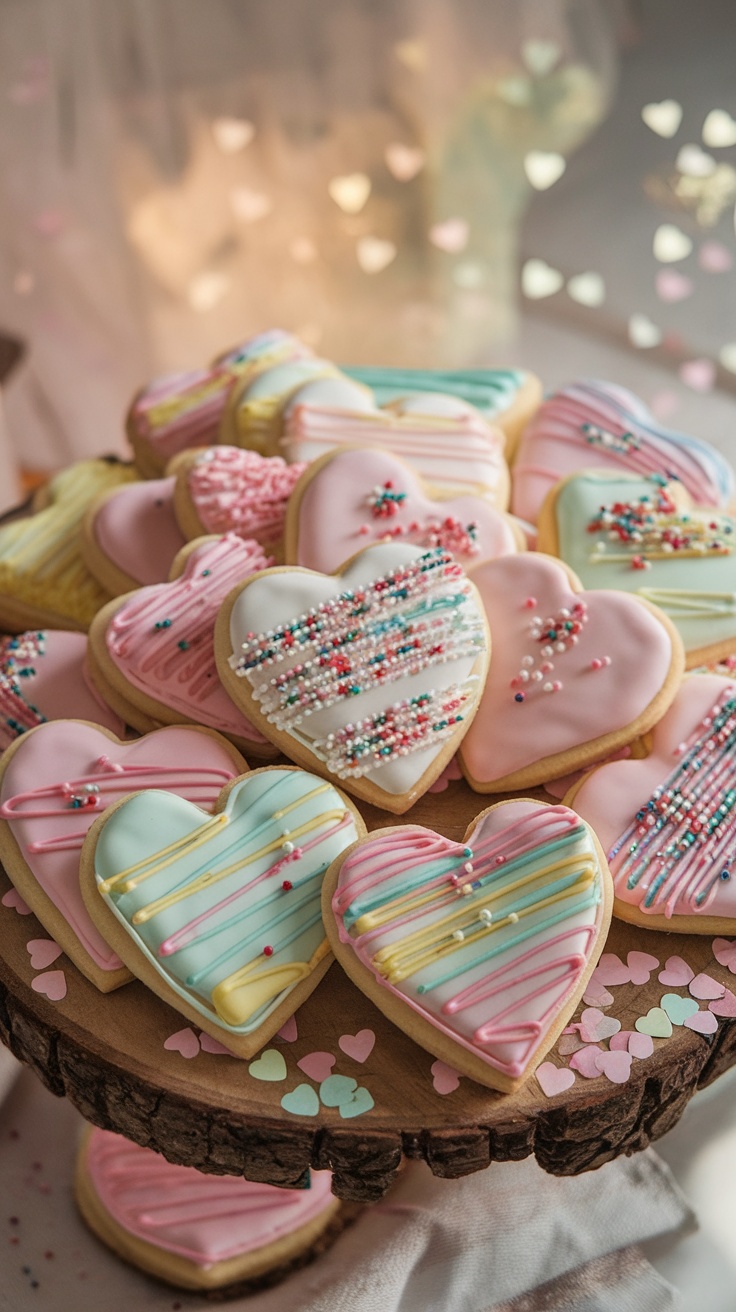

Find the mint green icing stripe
[[344, 366, 524, 416]]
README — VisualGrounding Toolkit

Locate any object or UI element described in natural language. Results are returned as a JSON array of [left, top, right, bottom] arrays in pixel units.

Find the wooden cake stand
[[1, 775, 735, 1203]]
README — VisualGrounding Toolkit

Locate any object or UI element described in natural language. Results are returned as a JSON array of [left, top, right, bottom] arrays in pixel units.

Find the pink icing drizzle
[[188, 447, 307, 546]]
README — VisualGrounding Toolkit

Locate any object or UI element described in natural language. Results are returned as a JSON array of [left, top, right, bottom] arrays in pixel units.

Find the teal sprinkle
[[177, 640, 190, 651]]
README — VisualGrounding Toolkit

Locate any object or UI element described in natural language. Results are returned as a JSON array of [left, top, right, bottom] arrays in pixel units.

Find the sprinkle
[[263, 945, 274, 957]]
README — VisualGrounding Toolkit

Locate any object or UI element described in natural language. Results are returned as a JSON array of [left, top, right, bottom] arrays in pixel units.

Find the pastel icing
[[93, 767, 360, 1032], [344, 366, 527, 419], [185, 448, 307, 548], [90, 477, 186, 587], [459, 553, 678, 787], [0, 721, 240, 974], [226, 543, 488, 799], [280, 397, 509, 501], [291, 446, 519, 575], [512, 379, 735, 523], [227, 358, 343, 452], [85, 1128, 335, 1267], [332, 801, 607, 1080], [571, 674, 736, 921], [0, 630, 124, 749], [549, 472, 736, 659], [103, 535, 271, 744], [0, 460, 136, 628]]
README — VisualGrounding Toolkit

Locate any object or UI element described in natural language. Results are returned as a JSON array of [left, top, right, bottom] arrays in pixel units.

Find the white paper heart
[[88, 768, 360, 1048], [521, 258, 563, 299], [567, 272, 605, 307], [327, 799, 610, 1091], [356, 237, 397, 274], [703, 109, 736, 148], [211, 117, 255, 153], [653, 224, 693, 263], [641, 100, 682, 138], [328, 173, 371, 214], [521, 39, 560, 77], [524, 151, 566, 191], [676, 144, 716, 178], [385, 143, 425, 181], [628, 313, 662, 348]]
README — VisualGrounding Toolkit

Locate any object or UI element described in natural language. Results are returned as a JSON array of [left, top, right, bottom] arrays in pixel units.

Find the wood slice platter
[[1, 774, 735, 1203]]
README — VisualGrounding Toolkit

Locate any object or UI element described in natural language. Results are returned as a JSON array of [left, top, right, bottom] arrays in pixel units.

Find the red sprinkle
[[281, 880, 293, 891], [263, 945, 274, 957]]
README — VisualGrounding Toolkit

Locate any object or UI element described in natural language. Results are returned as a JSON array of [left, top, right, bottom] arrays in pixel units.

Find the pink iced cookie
[[285, 446, 522, 575], [173, 446, 307, 554], [88, 535, 275, 754], [568, 674, 736, 931], [512, 380, 735, 524], [0, 720, 244, 989], [0, 630, 124, 750], [78, 1128, 338, 1289], [82, 477, 186, 596], [459, 553, 683, 792]]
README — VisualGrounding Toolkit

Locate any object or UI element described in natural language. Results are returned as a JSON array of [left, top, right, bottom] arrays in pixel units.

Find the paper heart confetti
[[557, 1033, 586, 1055], [567, 272, 605, 307], [641, 100, 683, 138], [521, 39, 560, 77], [327, 799, 611, 1091], [220, 542, 489, 811], [459, 552, 678, 792], [595, 1049, 633, 1083], [211, 116, 255, 153], [338, 1029, 376, 1063], [429, 218, 469, 253], [286, 445, 518, 577], [431, 1059, 461, 1094], [1, 887, 31, 915], [26, 938, 62, 970], [297, 1052, 337, 1083], [356, 237, 397, 274], [164, 1028, 201, 1059], [659, 956, 695, 987], [328, 172, 371, 214], [688, 973, 725, 1001], [570, 676, 736, 928], [31, 969, 67, 1001], [684, 1010, 718, 1035], [656, 269, 693, 302], [521, 258, 563, 299], [582, 978, 614, 1007], [712, 938, 736, 972], [628, 1032, 655, 1059], [276, 1015, 298, 1042], [385, 143, 425, 181], [428, 757, 463, 794], [569, 1045, 604, 1079], [699, 241, 732, 272], [249, 1049, 288, 1082], [339, 1086, 374, 1119], [86, 766, 361, 1055], [679, 359, 716, 392], [524, 151, 566, 190], [676, 144, 716, 178], [636, 1007, 672, 1038], [653, 224, 693, 263], [609, 1031, 633, 1052], [660, 993, 699, 1026], [592, 954, 632, 986], [702, 109, 736, 148], [578, 1008, 621, 1044], [709, 989, 736, 1017], [628, 314, 662, 349], [319, 1074, 358, 1108], [198, 1031, 232, 1055], [535, 1063, 575, 1097], [280, 1084, 320, 1116], [626, 951, 660, 986]]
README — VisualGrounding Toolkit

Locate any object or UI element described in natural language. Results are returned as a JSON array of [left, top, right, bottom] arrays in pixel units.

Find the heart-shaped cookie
[[82, 477, 186, 596], [0, 459, 136, 631], [126, 330, 312, 477], [88, 535, 276, 754], [220, 361, 355, 455], [512, 380, 735, 523], [567, 673, 736, 933], [279, 391, 510, 503], [78, 1127, 339, 1289], [458, 553, 682, 792], [81, 766, 364, 1054], [171, 446, 307, 557], [0, 720, 245, 989], [538, 471, 736, 667], [285, 446, 523, 575], [0, 630, 124, 750], [324, 799, 612, 1091], [216, 542, 490, 813]]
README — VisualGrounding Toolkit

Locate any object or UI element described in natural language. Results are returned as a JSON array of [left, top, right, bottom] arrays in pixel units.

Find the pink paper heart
[[684, 1009, 718, 1034], [572, 677, 736, 924], [0, 721, 240, 979], [656, 268, 693, 302], [592, 954, 632, 986], [535, 1062, 575, 1097], [712, 938, 736, 973], [98, 534, 270, 744], [26, 938, 62, 970], [628, 1031, 654, 1059], [459, 554, 676, 789], [2, 888, 32, 915], [338, 1029, 376, 1063], [428, 756, 463, 793], [431, 1060, 461, 1095], [429, 218, 469, 253], [276, 1015, 298, 1043], [658, 956, 695, 987], [569, 1045, 604, 1078], [582, 978, 614, 1007], [164, 1027, 201, 1059], [198, 1031, 233, 1055], [689, 973, 726, 1001], [699, 241, 733, 272], [609, 1031, 634, 1052], [679, 358, 716, 392], [31, 969, 66, 1001], [332, 801, 608, 1084], [558, 1033, 586, 1055], [0, 630, 124, 750], [627, 951, 660, 985], [290, 446, 518, 576], [297, 1051, 337, 1083], [594, 1049, 633, 1084], [579, 1008, 622, 1044], [710, 989, 736, 1017]]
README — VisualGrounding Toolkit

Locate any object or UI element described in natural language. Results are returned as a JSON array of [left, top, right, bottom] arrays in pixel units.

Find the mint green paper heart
[[249, 1048, 287, 1082], [635, 1007, 673, 1038], [339, 1086, 375, 1119], [319, 1074, 358, 1107], [661, 993, 699, 1026], [281, 1084, 320, 1116]]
